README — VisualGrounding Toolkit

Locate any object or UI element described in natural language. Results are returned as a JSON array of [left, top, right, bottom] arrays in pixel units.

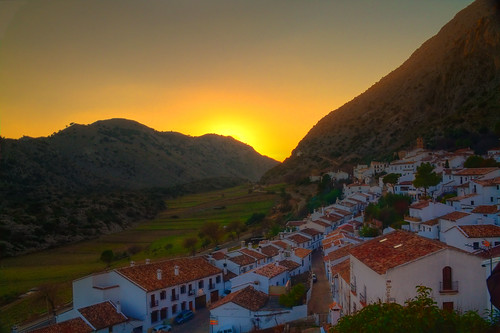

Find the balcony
[[350, 283, 357, 295], [150, 300, 158, 308], [440, 281, 459, 294], [171, 294, 180, 301], [188, 290, 195, 296]]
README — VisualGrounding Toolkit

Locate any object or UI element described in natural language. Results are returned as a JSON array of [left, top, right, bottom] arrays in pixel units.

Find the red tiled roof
[[457, 225, 500, 238], [324, 244, 353, 263], [223, 270, 237, 282], [332, 209, 352, 217], [210, 286, 268, 311], [278, 260, 301, 271], [349, 230, 447, 275], [337, 224, 354, 233], [287, 221, 306, 226], [454, 168, 499, 176], [29, 318, 92, 333], [271, 240, 289, 249], [446, 194, 478, 201], [294, 247, 312, 258], [440, 211, 470, 222], [287, 233, 311, 244], [254, 263, 288, 278], [300, 228, 322, 237], [117, 257, 221, 292], [410, 200, 431, 210], [331, 258, 350, 283], [229, 254, 256, 266], [322, 214, 341, 222], [473, 177, 500, 186], [78, 301, 127, 330], [260, 245, 280, 257], [472, 205, 500, 214], [422, 218, 439, 226], [211, 251, 226, 260], [240, 248, 267, 260], [311, 220, 330, 228]]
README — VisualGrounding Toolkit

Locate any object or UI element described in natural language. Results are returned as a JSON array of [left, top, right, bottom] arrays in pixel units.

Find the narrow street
[[308, 249, 331, 315]]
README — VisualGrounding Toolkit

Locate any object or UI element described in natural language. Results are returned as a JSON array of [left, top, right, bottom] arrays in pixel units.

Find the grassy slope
[[0, 184, 280, 332]]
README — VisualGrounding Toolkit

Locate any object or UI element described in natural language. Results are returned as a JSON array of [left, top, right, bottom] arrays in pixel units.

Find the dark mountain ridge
[[263, 0, 500, 182], [0, 118, 278, 255]]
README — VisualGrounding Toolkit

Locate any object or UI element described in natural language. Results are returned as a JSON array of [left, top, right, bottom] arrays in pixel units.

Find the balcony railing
[[150, 300, 158, 308], [188, 290, 195, 296], [171, 294, 180, 301], [440, 281, 459, 294]]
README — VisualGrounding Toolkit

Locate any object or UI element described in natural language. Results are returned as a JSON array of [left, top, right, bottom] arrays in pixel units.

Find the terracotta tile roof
[[404, 215, 422, 222], [254, 263, 288, 278], [340, 201, 356, 207], [472, 205, 500, 214], [348, 230, 447, 275], [332, 209, 352, 217], [311, 220, 330, 228], [473, 177, 500, 186], [260, 245, 280, 257], [410, 200, 431, 210], [211, 251, 226, 260], [446, 194, 478, 201], [278, 260, 301, 271], [321, 214, 342, 222], [271, 240, 290, 249], [337, 224, 354, 233], [439, 211, 470, 222], [454, 168, 499, 176], [324, 244, 353, 262], [117, 257, 221, 292], [78, 301, 127, 330], [331, 258, 350, 283], [300, 228, 322, 237], [457, 225, 500, 238], [287, 233, 311, 244], [240, 248, 267, 260], [294, 247, 312, 258], [422, 218, 439, 226], [223, 270, 237, 282], [399, 181, 413, 185], [28, 318, 92, 333], [210, 286, 268, 311], [287, 221, 306, 226], [229, 254, 256, 266]]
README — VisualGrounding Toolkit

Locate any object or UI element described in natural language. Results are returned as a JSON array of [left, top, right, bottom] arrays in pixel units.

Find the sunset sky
[[0, 0, 473, 161]]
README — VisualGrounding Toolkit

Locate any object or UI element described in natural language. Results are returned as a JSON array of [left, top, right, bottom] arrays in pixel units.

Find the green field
[[0, 184, 281, 332]]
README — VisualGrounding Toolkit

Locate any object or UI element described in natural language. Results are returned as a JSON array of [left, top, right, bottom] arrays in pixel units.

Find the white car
[[151, 324, 172, 332]]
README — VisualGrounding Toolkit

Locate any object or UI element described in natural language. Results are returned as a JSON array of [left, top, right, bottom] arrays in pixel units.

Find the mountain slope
[[1, 118, 278, 190], [264, 0, 500, 182]]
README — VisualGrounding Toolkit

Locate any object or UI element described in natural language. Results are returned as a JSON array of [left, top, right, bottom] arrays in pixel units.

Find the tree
[[37, 283, 60, 319], [412, 163, 441, 197], [332, 286, 491, 332], [464, 155, 499, 168], [279, 283, 306, 307], [246, 213, 266, 226], [199, 221, 224, 246], [383, 173, 400, 193], [182, 237, 198, 256], [100, 249, 114, 267], [226, 220, 246, 240]]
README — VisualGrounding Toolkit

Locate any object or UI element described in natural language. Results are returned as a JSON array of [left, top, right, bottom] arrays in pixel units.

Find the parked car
[[175, 309, 194, 324], [151, 324, 172, 332], [312, 273, 317, 283]]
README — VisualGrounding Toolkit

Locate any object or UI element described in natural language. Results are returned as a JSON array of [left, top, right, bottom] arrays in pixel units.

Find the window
[[172, 304, 178, 314], [216, 275, 221, 284], [442, 266, 452, 290], [491, 197, 494, 203], [199, 280, 204, 289], [160, 307, 167, 320], [471, 200, 475, 206], [180, 285, 186, 294], [495, 241, 500, 247], [160, 290, 166, 300], [473, 242, 479, 250], [181, 301, 186, 311], [151, 310, 159, 323]]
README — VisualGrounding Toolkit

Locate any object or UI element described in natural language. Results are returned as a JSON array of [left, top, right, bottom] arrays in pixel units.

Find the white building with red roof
[[65, 257, 224, 332], [230, 262, 290, 294], [403, 200, 454, 233], [346, 230, 486, 315], [441, 225, 500, 252]]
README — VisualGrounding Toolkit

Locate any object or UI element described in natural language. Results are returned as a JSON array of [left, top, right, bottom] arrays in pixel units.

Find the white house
[[60, 257, 224, 332], [439, 211, 477, 243], [209, 286, 307, 333], [440, 225, 500, 252], [471, 205, 500, 226], [298, 228, 323, 250], [404, 200, 454, 233], [347, 230, 487, 315], [230, 262, 290, 294]]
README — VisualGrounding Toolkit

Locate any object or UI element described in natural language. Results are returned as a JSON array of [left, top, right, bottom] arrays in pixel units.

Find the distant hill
[[263, 0, 500, 183], [0, 118, 278, 255]]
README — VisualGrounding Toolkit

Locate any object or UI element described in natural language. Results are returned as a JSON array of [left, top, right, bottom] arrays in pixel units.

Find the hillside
[[263, 0, 500, 182], [0, 119, 278, 255]]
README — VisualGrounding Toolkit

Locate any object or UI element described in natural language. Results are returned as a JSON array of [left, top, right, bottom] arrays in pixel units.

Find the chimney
[[145, 258, 150, 264], [130, 261, 135, 267], [174, 265, 179, 276], [247, 242, 252, 250], [157, 269, 162, 280], [223, 267, 227, 275], [241, 240, 245, 249]]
